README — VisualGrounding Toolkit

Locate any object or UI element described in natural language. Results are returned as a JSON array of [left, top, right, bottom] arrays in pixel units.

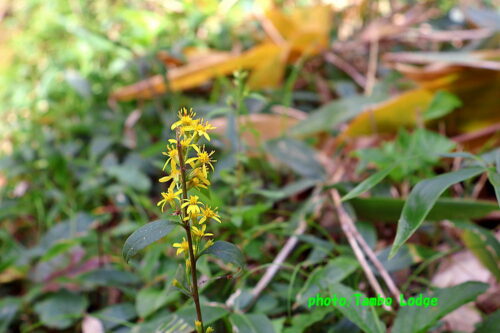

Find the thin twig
[[324, 52, 367, 89], [330, 189, 392, 311], [347, 217, 401, 299], [365, 38, 379, 96]]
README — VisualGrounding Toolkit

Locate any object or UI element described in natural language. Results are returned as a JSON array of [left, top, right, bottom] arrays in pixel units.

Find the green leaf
[[33, 290, 88, 329], [290, 93, 386, 136], [0, 297, 21, 332], [474, 309, 500, 333], [389, 167, 484, 258], [487, 169, 500, 208], [297, 256, 359, 305], [264, 138, 325, 180], [136, 286, 172, 318], [123, 219, 178, 262], [93, 303, 136, 331], [255, 178, 318, 201], [327, 283, 386, 333], [198, 241, 245, 271], [282, 308, 330, 333], [229, 313, 276, 333], [176, 303, 229, 327], [423, 91, 462, 121], [392, 281, 488, 333], [349, 197, 499, 223], [342, 166, 394, 201], [457, 222, 500, 281], [40, 240, 77, 262]]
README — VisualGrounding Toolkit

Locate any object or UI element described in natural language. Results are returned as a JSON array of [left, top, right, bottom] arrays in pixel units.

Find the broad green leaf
[[176, 303, 229, 326], [392, 281, 488, 333], [474, 309, 500, 333], [349, 197, 499, 223], [389, 167, 484, 258], [93, 303, 136, 331], [0, 297, 21, 332], [198, 241, 245, 271], [423, 91, 462, 121], [327, 283, 386, 333], [81, 268, 140, 287], [33, 290, 88, 329], [264, 138, 325, 180], [230, 313, 275, 333], [136, 286, 172, 318], [297, 256, 358, 305], [342, 166, 394, 201], [123, 219, 178, 262]]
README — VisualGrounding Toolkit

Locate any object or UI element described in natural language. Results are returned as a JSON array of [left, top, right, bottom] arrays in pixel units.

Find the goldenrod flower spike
[[158, 107, 219, 332]]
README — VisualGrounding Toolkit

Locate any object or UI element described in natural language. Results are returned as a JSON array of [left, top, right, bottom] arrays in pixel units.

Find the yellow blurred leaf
[[112, 5, 332, 101], [341, 52, 500, 140], [0, 267, 25, 284]]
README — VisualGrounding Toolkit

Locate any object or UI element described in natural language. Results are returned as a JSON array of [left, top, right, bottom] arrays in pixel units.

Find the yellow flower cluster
[[157, 108, 221, 258]]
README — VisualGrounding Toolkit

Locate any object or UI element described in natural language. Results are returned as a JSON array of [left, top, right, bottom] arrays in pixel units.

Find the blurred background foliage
[[1, 0, 499, 332]]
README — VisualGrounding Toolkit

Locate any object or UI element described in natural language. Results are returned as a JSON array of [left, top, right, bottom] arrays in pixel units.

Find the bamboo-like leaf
[[392, 281, 488, 333], [389, 167, 484, 258], [342, 166, 395, 202]]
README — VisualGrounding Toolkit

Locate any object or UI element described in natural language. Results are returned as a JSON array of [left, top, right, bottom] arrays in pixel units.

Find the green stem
[[177, 134, 204, 332]]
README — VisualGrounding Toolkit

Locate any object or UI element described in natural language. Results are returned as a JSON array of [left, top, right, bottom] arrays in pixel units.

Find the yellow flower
[[191, 224, 213, 238], [159, 167, 181, 184], [185, 118, 216, 141], [162, 145, 178, 170], [171, 108, 196, 130], [168, 135, 193, 149], [188, 168, 211, 190], [156, 184, 182, 211], [182, 195, 203, 216], [186, 145, 216, 178], [172, 237, 189, 256], [199, 206, 221, 224]]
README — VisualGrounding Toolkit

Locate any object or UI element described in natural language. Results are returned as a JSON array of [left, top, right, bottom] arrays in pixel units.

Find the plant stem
[[177, 135, 204, 332]]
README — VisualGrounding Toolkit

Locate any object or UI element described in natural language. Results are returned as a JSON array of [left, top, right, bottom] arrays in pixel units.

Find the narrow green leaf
[[122, 219, 178, 262], [327, 283, 386, 333], [389, 167, 484, 258], [350, 197, 499, 223], [229, 313, 275, 333], [392, 281, 488, 333], [198, 241, 245, 271], [342, 166, 394, 201], [487, 170, 500, 208], [474, 309, 500, 333], [264, 138, 325, 180], [458, 223, 500, 281], [0, 297, 21, 332]]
